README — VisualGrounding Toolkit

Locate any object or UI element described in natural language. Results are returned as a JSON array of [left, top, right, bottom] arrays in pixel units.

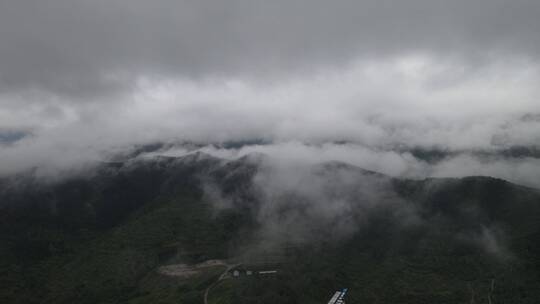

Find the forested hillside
[[1, 153, 540, 303]]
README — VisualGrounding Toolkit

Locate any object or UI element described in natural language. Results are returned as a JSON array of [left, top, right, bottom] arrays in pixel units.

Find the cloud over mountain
[[0, 0, 539, 185]]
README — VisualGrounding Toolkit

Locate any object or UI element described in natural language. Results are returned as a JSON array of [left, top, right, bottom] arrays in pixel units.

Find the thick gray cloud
[[1, 57, 540, 178], [1, 0, 540, 95], [1, 0, 540, 186]]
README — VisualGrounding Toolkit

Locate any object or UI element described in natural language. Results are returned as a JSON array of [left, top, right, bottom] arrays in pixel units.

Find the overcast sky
[[1, 0, 540, 180]]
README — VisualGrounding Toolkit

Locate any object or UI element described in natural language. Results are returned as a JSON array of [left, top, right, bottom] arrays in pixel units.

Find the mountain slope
[[1, 153, 540, 303]]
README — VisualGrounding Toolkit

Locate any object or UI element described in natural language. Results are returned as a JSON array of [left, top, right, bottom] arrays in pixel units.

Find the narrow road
[[204, 263, 241, 304]]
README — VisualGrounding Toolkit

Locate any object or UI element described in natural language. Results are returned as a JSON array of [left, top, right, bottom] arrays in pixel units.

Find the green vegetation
[[1, 192, 247, 304], [1, 155, 540, 303]]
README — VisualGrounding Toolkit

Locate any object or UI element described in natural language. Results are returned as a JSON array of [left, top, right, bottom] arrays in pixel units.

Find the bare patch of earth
[[157, 259, 227, 279]]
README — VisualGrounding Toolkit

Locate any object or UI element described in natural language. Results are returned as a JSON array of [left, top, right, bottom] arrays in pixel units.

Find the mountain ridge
[[1, 152, 540, 303]]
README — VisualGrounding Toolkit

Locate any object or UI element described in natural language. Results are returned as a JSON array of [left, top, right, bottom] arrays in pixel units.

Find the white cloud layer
[[1, 55, 539, 184], [151, 142, 540, 189]]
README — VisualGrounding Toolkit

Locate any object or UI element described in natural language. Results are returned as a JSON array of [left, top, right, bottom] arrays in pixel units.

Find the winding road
[[203, 263, 241, 304]]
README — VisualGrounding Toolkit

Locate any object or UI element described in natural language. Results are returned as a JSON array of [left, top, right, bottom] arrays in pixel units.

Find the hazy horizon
[[1, 0, 540, 186]]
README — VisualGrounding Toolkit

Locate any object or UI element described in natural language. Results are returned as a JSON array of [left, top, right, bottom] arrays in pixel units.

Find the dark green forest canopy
[[1, 153, 540, 303]]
